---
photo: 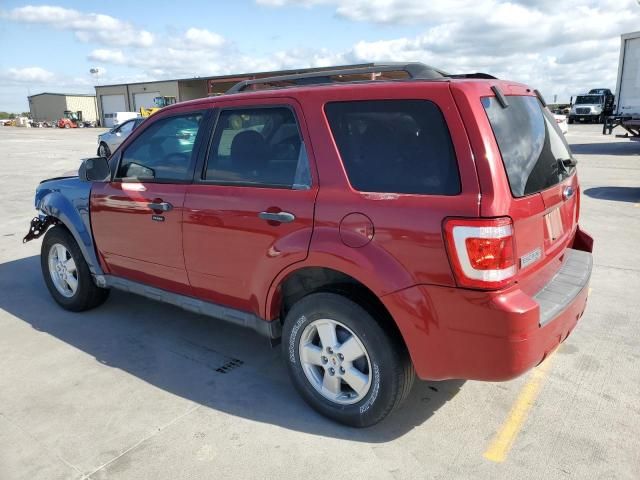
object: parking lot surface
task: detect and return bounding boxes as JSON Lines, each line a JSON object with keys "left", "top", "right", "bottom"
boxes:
{"left": 0, "top": 124, "right": 638, "bottom": 479}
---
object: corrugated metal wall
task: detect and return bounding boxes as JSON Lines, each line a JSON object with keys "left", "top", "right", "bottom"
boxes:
{"left": 28, "top": 94, "right": 97, "bottom": 122}
{"left": 65, "top": 96, "right": 98, "bottom": 122}
{"left": 28, "top": 95, "right": 67, "bottom": 122}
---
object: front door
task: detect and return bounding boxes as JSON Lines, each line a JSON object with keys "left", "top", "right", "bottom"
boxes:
{"left": 91, "top": 110, "right": 206, "bottom": 295}
{"left": 183, "top": 101, "right": 317, "bottom": 316}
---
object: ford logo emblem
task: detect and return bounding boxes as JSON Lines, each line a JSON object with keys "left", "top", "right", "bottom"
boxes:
{"left": 563, "top": 186, "right": 575, "bottom": 200}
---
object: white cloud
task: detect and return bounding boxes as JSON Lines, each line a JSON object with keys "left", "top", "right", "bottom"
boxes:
{"left": 88, "top": 49, "right": 126, "bottom": 64}
{"left": 252, "top": 0, "right": 639, "bottom": 101}
{"left": 85, "top": 27, "right": 230, "bottom": 80}
{"left": 2, "top": 67, "right": 55, "bottom": 83}
{"left": 2, "top": 5, "right": 153, "bottom": 47}
{"left": 183, "top": 28, "right": 225, "bottom": 48}
{"left": 2, "top": 1, "right": 638, "bottom": 108}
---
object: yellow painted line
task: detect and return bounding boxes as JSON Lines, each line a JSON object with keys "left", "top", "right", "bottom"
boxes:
{"left": 483, "top": 356, "right": 555, "bottom": 463}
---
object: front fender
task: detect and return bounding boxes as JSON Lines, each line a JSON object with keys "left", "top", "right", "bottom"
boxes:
{"left": 35, "top": 177, "right": 102, "bottom": 275}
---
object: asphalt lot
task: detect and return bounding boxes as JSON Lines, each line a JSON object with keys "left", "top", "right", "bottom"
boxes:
{"left": 0, "top": 124, "right": 638, "bottom": 479}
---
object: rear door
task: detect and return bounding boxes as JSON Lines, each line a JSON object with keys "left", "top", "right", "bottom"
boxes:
{"left": 182, "top": 98, "right": 317, "bottom": 315}
{"left": 107, "top": 119, "right": 136, "bottom": 151}
{"left": 91, "top": 110, "right": 206, "bottom": 295}
{"left": 481, "top": 90, "right": 579, "bottom": 291}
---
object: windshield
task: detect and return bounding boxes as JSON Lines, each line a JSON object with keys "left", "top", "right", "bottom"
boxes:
{"left": 482, "top": 95, "right": 575, "bottom": 197}
{"left": 575, "top": 95, "right": 603, "bottom": 105}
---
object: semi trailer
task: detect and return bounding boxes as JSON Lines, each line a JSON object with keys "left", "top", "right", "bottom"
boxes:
{"left": 604, "top": 31, "right": 640, "bottom": 138}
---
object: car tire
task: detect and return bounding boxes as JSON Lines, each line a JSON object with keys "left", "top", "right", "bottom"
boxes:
{"left": 41, "top": 225, "right": 109, "bottom": 312}
{"left": 98, "top": 142, "right": 110, "bottom": 158}
{"left": 282, "top": 292, "right": 414, "bottom": 427}
{"left": 568, "top": 117, "right": 574, "bottom": 124}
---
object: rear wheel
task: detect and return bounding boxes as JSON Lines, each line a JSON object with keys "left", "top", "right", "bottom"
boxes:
{"left": 283, "top": 292, "right": 414, "bottom": 427}
{"left": 41, "top": 226, "right": 109, "bottom": 311}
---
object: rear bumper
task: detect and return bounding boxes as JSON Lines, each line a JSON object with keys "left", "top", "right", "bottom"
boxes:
{"left": 383, "top": 227, "right": 594, "bottom": 381}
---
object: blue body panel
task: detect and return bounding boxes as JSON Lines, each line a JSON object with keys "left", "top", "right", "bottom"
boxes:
{"left": 35, "top": 176, "right": 103, "bottom": 275}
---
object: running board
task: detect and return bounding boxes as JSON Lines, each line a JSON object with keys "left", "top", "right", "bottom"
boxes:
{"left": 95, "top": 275, "right": 281, "bottom": 339}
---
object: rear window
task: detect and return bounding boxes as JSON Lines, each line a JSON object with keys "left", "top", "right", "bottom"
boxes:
{"left": 324, "top": 100, "right": 460, "bottom": 195}
{"left": 482, "top": 95, "right": 575, "bottom": 197}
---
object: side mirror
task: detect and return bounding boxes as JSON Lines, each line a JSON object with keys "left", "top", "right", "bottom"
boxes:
{"left": 79, "top": 157, "right": 111, "bottom": 182}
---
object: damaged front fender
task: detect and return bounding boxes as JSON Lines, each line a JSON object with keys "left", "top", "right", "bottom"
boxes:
{"left": 26, "top": 177, "right": 103, "bottom": 276}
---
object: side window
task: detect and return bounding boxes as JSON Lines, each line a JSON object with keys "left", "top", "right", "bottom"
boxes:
{"left": 205, "top": 107, "right": 310, "bottom": 189}
{"left": 119, "top": 121, "right": 135, "bottom": 134}
{"left": 324, "top": 100, "right": 460, "bottom": 195}
{"left": 118, "top": 113, "right": 203, "bottom": 181}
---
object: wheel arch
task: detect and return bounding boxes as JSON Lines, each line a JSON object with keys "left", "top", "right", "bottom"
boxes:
{"left": 36, "top": 184, "right": 103, "bottom": 276}
{"left": 267, "top": 265, "right": 408, "bottom": 351}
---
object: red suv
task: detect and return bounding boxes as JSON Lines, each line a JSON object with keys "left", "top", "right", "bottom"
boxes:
{"left": 26, "top": 63, "right": 593, "bottom": 427}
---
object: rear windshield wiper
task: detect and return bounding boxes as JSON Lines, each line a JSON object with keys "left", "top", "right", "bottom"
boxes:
{"left": 559, "top": 158, "right": 577, "bottom": 168}
{"left": 556, "top": 157, "right": 577, "bottom": 176}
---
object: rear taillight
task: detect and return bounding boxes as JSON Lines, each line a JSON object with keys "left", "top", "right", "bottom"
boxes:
{"left": 443, "top": 217, "right": 517, "bottom": 289}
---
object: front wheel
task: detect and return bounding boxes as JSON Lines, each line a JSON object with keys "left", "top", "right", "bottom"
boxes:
{"left": 282, "top": 292, "right": 414, "bottom": 427}
{"left": 41, "top": 225, "right": 109, "bottom": 311}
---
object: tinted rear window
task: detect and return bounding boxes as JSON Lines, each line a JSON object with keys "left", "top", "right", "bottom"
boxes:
{"left": 483, "top": 95, "right": 575, "bottom": 197}
{"left": 325, "top": 100, "right": 460, "bottom": 195}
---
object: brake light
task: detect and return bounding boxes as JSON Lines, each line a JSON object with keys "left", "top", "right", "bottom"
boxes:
{"left": 444, "top": 217, "right": 517, "bottom": 289}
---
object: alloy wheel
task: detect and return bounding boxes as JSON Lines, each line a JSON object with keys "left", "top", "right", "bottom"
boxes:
{"left": 47, "top": 243, "right": 78, "bottom": 298}
{"left": 298, "top": 318, "right": 372, "bottom": 405}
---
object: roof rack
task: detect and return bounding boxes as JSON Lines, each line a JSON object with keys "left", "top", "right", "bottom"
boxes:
{"left": 225, "top": 62, "right": 471, "bottom": 94}
{"left": 448, "top": 72, "right": 497, "bottom": 79}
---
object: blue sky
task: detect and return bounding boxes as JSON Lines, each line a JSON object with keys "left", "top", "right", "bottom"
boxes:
{"left": 0, "top": 0, "right": 638, "bottom": 112}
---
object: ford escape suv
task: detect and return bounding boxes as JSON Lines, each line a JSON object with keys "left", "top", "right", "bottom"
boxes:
{"left": 25, "top": 63, "right": 593, "bottom": 427}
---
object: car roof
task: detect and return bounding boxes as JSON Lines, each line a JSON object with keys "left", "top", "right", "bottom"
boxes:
{"left": 161, "top": 77, "right": 530, "bottom": 114}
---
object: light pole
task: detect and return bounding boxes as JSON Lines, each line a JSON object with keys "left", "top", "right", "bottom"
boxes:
{"left": 89, "top": 68, "right": 103, "bottom": 126}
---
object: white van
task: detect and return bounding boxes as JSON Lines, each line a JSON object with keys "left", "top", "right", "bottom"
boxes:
{"left": 104, "top": 112, "right": 139, "bottom": 128}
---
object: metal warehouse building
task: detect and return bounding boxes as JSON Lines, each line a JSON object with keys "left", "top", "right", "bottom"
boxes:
{"left": 28, "top": 93, "right": 98, "bottom": 123}
{"left": 94, "top": 64, "right": 375, "bottom": 127}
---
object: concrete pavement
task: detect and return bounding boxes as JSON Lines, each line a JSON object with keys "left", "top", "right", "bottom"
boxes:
{"left": 0, "top": 124, "right": 638, "bottom": 479}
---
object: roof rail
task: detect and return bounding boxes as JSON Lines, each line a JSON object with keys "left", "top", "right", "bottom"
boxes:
{"left": 226, "top": 62, "right": 451, "bottom": 94}
{"left": 448, "top": 72, "right": 497, "bottom": 79}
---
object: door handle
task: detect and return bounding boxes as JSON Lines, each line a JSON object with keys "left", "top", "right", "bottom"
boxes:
{"left": 258, "top": 211, "right": 295, "bottom": 223}
{"left": 148, "top": 201, "right": 173, "bottom": 212}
